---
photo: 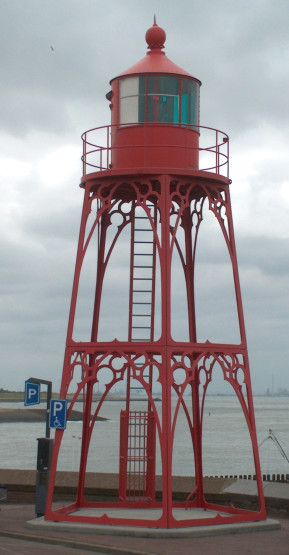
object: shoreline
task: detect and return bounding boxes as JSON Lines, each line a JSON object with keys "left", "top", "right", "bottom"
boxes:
{"left": 0, "top": 408, "right": 107, "bottom": 423}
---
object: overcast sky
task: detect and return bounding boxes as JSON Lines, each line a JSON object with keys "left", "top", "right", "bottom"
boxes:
{"left": 1, "top": 0, "right": 289, "bottom": 395}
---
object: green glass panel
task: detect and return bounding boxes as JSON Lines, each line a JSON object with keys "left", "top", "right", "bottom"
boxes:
{"left": 147, "top": 94, "right": 179, "bottom": 123}
{"left": 146, "top": 76, "right": 180, "bottom": 123}
{"left": 182, "top": 94, "right": 188, "bottom": 124}
{"left": 147, "top": 96, "right": 154, "bottom": 122}
{"left": 138, "top": 95, "right": 145, "bottom": 122}
{"left": 159, "top": 76, "right": 179, "bottom": 94}
{"left": 147, "top": 75, "right": 179, "bottom": 95}
{"left": 139, "top": 76, "right": 146, "bottom": 95}
{"left": 181, "top": 79, "right": 199, "bottom": 126}
{"left": 173, "top": 96, "right": 179, "bottom": 123}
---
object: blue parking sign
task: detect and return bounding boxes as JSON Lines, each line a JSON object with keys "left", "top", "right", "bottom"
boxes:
{"left": 24, "top": 381, "right": 40, "bottom": 406}
{"left": 49, "top": 399, "right": 67, "bottom": 429}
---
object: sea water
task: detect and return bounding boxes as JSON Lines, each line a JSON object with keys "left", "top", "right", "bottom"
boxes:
{"left": 1, "top": 396, "right": 289, "bottom": 477}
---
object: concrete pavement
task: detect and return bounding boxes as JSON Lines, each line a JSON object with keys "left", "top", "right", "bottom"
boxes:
{"left": 0, "top": 503, "right": 289, "bottom": 555}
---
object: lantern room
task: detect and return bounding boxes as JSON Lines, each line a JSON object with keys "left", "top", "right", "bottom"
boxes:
{"left": 107, "top": 19, "right": 201, "bottom": 170}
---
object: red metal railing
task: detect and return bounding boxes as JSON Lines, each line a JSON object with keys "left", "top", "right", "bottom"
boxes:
{"left": 81, "top": 123, "right": 229, "bottom": 177}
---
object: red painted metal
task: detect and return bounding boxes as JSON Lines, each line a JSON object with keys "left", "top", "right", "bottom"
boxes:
{"left": 81, "top": 124, "right": 229, "bottom": 175}
{"left": 119, "top": 410, "right": 156, "bottom": 501}
{"left": 114, "top": 23, "right": 193, "bottom": 79}
{"left": 45, "top": 20, "right": 266, "bottom": 528}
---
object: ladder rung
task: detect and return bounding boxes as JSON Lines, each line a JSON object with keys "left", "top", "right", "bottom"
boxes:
{"left": 135, "top": 228, "right": 153, "bottom": 231}
{"left": 132, "top": 302, "right": 152, "bottom": 305}
{"left": 134, "top": 241, "right": 153, "bottom": 244}
{"left": 133, "top": 277, "right": 153, "bottom": 281}
{"left": 133, "top": 290, "right": 152, "bottom": 292}
{"left": 133, "top": 265, "right": 153, "bottom": 268}
{"left": 132, "top": 326, "right": 151, "bottom": 329}
{"left": 134, "top": 253, "right": 154, "bottom": 256}
{"left": 132, "top": 314, "right": 150, "bottom": 317}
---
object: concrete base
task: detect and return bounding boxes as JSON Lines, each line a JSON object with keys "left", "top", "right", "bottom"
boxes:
{"left": 27, "top": 508, "right": 280, "bottom": 538}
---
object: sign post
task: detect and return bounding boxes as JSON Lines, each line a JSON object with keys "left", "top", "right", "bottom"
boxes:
{"left": 25, "top": 378, "right": 52, "bottom": 438}
{"left": 24, "top": 377, "right": 54, "bottom": 517}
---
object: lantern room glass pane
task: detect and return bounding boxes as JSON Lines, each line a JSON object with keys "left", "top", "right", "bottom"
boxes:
{"left": 138, "top": 76, "right": 146, "bottom": 122}
{"left": 120, "top": 76, "right": 139, "bottom": 97}
{"left": 119, "top": 75, "right": 199, "bottom": 126}
{"left": 181, "top": 79, "right": 199, "bottom": 126}
{"left": 120, "top": 96, "right": 139, "bottom": 124}
{"left": 139, "top": 76, "right": 146, "bottom": 94}
{"left": 148, "top": 75, "right": 180, "bottom": 95}
{"left": 119, "top": 77, "right": 139, "bottom": 124}
{"left": 147, "top": 76, "right": 180, "bottom": 123}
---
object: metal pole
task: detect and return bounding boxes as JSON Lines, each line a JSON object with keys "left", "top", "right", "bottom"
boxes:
{"left": 28, "top": 377, "right": 52, "bottom": 438}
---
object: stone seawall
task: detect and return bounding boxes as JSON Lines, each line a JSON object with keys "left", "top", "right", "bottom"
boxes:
{"left": 0, "top": 470, "right": 234, "bottom": 504}
{"left": 1, "top": 469, "right": 289, "bottom": 516}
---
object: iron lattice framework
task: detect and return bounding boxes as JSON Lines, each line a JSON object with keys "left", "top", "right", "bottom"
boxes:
{"left": 45, "top": 171, "right": 266, "bottom": 527}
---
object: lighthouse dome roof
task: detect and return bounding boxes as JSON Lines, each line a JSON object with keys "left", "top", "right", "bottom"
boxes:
{"left": 110, "top": 19, "right": 201, "bottom": 85}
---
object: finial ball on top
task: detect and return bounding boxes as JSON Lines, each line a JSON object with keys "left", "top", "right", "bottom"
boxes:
{"left": 145, "top": 18, "right": 166, "bottom": 50}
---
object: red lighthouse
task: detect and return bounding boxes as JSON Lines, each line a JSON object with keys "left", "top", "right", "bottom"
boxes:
{"left": 45, "top": 20, "right": 266, "bottom": 528}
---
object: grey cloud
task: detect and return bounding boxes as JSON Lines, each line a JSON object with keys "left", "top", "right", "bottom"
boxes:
{"left": 237, "top": 236, "right": 289, "bottom": 277}
{"left": 1, "top": 0, "right": 289, "bottom": 394}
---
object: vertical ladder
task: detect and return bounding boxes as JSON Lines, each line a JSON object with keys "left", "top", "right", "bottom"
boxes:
{"left": 127, "top": 201, "right": 157, "bottom": 399}
{"left": 129, "top": 202, "right": 156, "bottom": 345}
{"left": 119, "top": 201, "right": 157, "bottom": 502}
